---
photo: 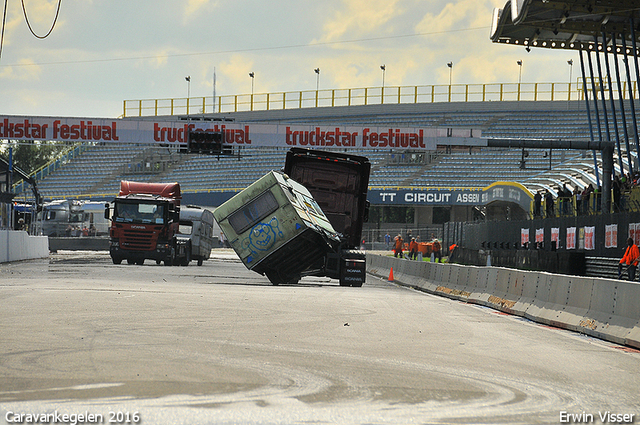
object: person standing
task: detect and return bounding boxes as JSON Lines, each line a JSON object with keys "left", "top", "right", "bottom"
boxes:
{"left": 545, "top": 190, "right": 555, "bottom": 218}
{"left": 533, "top": 191, "right": 542, "bottom": 217}
{"left": 393, "top": 235, "right": 404, "bottom": 258}
{"left": 409, "top": 237, "right": 418, "bottom": 260}
{"left": 384, "top": 232, "right": 391, "bottom": 249}
{"left": 431, "top": 234, "right": 442, "bottom": 263}
{"left": 618, "top": 237, "right": 640, "bottom": 281}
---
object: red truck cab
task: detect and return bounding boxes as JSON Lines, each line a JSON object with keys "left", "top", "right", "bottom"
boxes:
{"left": 106, "top": 181, "right": 181, "bottom": 265}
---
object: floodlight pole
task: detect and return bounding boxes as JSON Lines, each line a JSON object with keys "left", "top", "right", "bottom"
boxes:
{"left": 579, "top": 47, "right": 601, "bottom": 188}
{"left": 612, "top": 31, "right": 632, "bottom": 173}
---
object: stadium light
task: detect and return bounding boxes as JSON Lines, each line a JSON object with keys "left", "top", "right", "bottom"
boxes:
{"left": 567, "top": 59, "right": 574, "bottom": 100}
{"left": 517, "top": 60, "right": 523, "bottom": 84}
{"left": 249, "top": 72, "right": 255, "bottom": 95}
{"left": 447, "top": 62, "right": 453, "bottom": 86}
{"left": 380, "top": 64, "right": 386, "bottom": 88}
{"left": 249, "top": 72, "right": 255, "bottom": 110}
{"left": 185, "top": 76, "right": 191, "bottom": 115}
{"left": 314, "top": 68, "right": 320, "bottom": 91}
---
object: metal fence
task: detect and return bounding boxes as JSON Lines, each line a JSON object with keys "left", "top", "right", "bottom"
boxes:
{"left": 122, "top": 80, "right": 639, "bottom": 117}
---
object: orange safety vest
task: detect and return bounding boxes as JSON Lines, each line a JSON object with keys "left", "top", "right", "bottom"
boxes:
{"left": 620, "top": 244, "right": 640, "bottom": 266}
{"left": 432, "top": 240, "right": 441, "bottom": 252}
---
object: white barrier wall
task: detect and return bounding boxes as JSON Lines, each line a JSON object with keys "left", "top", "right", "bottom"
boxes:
{"left": 0, "top": 230, "right": 49, "bottom": 263}
{"left": 367, "top": 254, "right": 640, "bottom": 349}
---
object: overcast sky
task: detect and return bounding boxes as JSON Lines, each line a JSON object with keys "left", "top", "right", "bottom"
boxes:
{"left": 0, "top": 0, "right": 578, "bottom": 118}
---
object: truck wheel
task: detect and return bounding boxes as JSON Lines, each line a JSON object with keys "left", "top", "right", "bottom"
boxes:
{"left": 182, "top": 249, "right": 191, "bottom": 266}
{"left": 137, "top": 259, "right": 145, "bottom": 265}
{"left": 127, "top": 259, "right": 135, "bottom": 265}
{"left": 164, "top": 247, "right": 175, "bottom": 266}
{"left": 112, "top": 257, "right": 122, "bottom": 265}
{"left": 156, "top": 260, "right": 161, "bottom": 265}
{"left": 351, "top": 281, "right": 363, "bottom": 287}
{"left": 197, "top": 259, "right": 203, "bottom": 266}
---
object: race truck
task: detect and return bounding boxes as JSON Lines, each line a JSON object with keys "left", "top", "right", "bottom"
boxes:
{"left": 105, "top": 181, "right": 181, "bottom": 265}
{"left": 283, "top": 148, "right": 371, "bottom": 286}
{"left": 213, "top": 148, "right": 370, "bottom": 286}
{"left": 174, "top": 205, "right": 215, "bottom": 266}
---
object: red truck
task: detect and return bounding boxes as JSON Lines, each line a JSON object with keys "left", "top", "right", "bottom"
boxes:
{"left": 106, "top": 181, "right": 181, "bottom": 265}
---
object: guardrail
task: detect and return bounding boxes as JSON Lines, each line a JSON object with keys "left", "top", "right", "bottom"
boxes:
{"left": 367, "top": 253, "right": 640, "bottom": 348}
{"left": 123, "top": 80, "right": 639, "bottom": 117}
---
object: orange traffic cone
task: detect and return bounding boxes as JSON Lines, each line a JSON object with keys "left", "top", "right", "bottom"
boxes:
{"left": 388, "top": 267, "right": 394, "bottom": 282}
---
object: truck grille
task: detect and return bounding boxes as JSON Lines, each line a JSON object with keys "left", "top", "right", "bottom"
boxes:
{"left": 121, "top": 229, "right": 155, "bottom": 250}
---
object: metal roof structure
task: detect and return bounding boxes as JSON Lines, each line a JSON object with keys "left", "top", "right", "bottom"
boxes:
{"left": 491, "top": 0, "right": 640, "bottom": 52}
{"left": 489, "top": 0, "right": 640, "bottom": 213}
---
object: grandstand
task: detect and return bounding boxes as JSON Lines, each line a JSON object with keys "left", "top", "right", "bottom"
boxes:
{"left": 22, "top": 99, "right": 631, "bottom": 203}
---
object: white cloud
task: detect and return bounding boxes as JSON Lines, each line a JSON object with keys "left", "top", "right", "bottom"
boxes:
{"left": 183, "top": 0, "right": 217, "bottom": 22}
{"left": 319, "top": 0, "right": 404, "bottom": 42}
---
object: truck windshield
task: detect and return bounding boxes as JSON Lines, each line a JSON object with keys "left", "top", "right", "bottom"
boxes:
{"left": 114, "top": 202, "right": 165, "bottom": 224}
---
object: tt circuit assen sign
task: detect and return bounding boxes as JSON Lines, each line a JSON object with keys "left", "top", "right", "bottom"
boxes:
{"left": 0, "top": 116, "right": 484, "bottom": 151}
{"left": 370, "top": 183, "right": 533, "bottom": 209}
{"left": 370, "top": 188, "right": 484, "bottom": 206}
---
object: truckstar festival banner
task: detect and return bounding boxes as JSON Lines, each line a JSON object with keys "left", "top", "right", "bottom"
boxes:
{"left": 0, "top": 115, "right": 483, "bottom": 151}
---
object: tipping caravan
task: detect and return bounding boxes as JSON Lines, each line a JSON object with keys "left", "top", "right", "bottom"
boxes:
{"left": 213, "top": 171, "right": 341, "bottom": 285}
{"left": 175, "top": 206, "right": 215, "bottom": 266}
{"left": 283, "top": 148, "right": 371, "bottom": 287}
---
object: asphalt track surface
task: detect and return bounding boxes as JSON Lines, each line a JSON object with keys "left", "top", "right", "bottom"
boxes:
{"left": 0, "top": 250, "right": 639, "bottom": 425}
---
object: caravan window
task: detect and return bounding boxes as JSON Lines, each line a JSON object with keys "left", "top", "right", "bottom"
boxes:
{"left": 228, "top": 190, "right": 279, "bottom": 234}
{"left": 179, "top": 222, "right": 193, "bottom": 235}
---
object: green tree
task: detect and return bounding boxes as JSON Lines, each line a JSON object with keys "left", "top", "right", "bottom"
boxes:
{"left": 2, "top": 141, "right": 66, "bottom": 175}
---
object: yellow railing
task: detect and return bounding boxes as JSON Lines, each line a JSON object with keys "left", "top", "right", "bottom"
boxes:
{"left": 123, "top": 81, "right": 639, "bottom": 118}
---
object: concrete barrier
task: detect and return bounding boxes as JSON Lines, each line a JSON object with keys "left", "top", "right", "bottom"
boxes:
{"left": 581, "top": 277, "right": 617, "bottom": 342}
{"left": 486, "top": 268, "right": 518, "bottom": 313}
{"left": 523, "top": 272, "right": 552, "bottom": 322}
{"left": 555, "top": 276, "right": 594, "bottom": 332}
{"left": 615, "top": 281, "right": 640, "bottom": 348}
{"left": 0, "top": 230, "right": 49, "bottom": 263}
{"left": 366, "top": 253, "right": 640, "bottom": 349}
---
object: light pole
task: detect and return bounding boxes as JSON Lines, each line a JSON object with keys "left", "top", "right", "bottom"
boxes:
{"left": 516, "top": 60, "right": 523, "bottom": 84}
{"left": 314, "top": 68, "right": 320, "bottom": 107}
{"left": 447, "top": 62, "right": 453, "bottom": 102}
{"left": 380, "top": 64, "right": 386, "bottom": 104}
{"left": 567, "top": 59, "right": 573, "bottom": 101}
{"left": 185, "top": 76, "right": 191, "bottom": 114}
{"left": 249, "top": 72, "right": 255, "bottom": 110}
{"left": 516, "top": 60, "right": 523, "bottom": 101}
